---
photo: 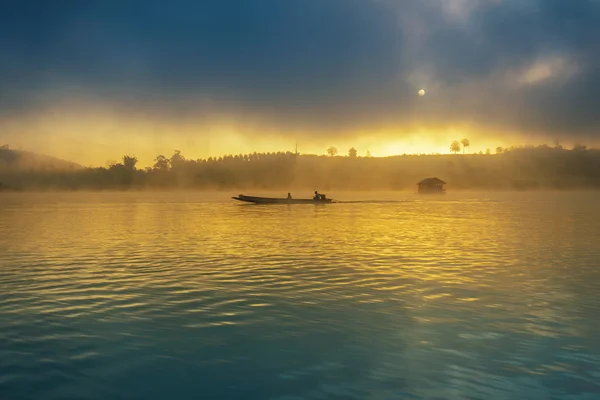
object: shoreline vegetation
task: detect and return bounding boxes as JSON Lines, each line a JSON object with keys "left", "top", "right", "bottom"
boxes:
{"left": 1, "top": 144, "right": 600, "bottom": 192}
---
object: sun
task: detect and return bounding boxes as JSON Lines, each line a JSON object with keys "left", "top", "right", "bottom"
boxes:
{"left": 418, "top": 89, "right": 426, "bottom": 96}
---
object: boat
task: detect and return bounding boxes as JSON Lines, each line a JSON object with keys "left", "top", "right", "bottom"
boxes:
{"left": 232, "top": 194, "right": 333, "bottom": 204}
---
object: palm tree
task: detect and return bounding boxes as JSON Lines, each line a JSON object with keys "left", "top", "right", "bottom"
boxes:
{"left": 450, "top": 140, "right": 461, "bottom": 154}
{"left": 460, "top": 138, "right": 470, "bottom": 154}
{"left": 122, "top": 155, "right": 138, "bottom": 170}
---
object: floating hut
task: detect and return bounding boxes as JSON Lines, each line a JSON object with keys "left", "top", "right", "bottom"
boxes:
{"left": 417, "top": 177, "right": 446, "bottom": 194}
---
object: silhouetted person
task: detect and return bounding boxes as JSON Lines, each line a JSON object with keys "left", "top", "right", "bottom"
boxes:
{"left": 287, "top": 192, "right": 292, "bottom": 199}
{"left": 314, "top": 190, "right": 320, "bottom": 200}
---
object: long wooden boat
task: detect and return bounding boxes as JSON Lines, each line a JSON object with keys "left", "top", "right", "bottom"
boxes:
{"left": 232, "top": 194, "right": 333, "bottom": 204}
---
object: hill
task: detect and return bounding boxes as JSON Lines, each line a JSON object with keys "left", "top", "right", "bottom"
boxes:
{"left": 0, "top": 145, "right": 82, "bottom": 171}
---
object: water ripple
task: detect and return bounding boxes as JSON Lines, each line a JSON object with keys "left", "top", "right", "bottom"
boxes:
{"left": 1, "top": 191, "right": 600, "bottom": 399}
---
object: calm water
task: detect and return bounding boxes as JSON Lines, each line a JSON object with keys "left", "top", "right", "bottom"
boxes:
{"left": 1, "top": 191, "right": 600, "bottom": 400}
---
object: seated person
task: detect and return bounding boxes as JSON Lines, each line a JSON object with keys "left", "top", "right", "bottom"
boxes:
{"left": 287, "top": 192, "right": 292, "bottom": 199}
{"left": 313, "top": 191, "right": 327, "bottom": 200}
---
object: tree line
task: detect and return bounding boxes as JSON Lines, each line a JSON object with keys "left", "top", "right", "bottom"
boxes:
{"left": 1, "top": 144, "right": 600, "bottom": 191}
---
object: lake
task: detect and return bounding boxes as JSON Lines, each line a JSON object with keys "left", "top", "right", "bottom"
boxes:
{"left": 1, "top": 191, "right": 600, "bottom": 399}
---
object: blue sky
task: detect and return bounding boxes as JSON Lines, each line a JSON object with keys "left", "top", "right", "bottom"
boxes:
{"left": 1, "top": 0, "right": 599, "bottom": 163}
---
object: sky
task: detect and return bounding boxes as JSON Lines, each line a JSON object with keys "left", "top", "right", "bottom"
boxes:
{"left": 1, "top": 0, "right": 600, "bottom": 166}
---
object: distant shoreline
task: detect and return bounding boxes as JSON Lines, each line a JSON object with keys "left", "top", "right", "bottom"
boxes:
{"left": 2, "top": 146, "right": 600, "bottom": 192}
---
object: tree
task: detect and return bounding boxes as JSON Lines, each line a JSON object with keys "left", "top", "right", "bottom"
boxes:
{"left": 460, "top": 138, "right": 470, "bottom": 154}
{"left": 153, "top": 155, "right": 170, "bottom": 170}
{"left": 122, "top": 155, "right": 138, "bottom": 170}
{"left": 450, "top": 140, "right": 461, "bottom": 154}
{"left": 348, "top": 147, "right": 357, "bottom": 157}
{"left": 485, "top": 148, "right": 491, "bottom": 155}
{"left": 495, "top": 146, "right": 504, "bottom": 154}
{"left": 366, "top": 150, "right": 372, "bottom": 158}
{"left": 0, "top": 146, "right": 19, "bottom": 165}
{"left": 170, "top": 150, "right": 185, "bottom": 169}
{"left": 553, "top": 140, "right": 563, "bottom": 150}
{"left": 327, "top": 147, "right": 338, "bottom": 157}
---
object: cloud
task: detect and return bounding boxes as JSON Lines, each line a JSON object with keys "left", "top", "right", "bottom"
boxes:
{"left": 1, "top": 0, "right": 600, "bottom": 150}
{"left": 514, "top": 56, "right": 578, "bottom": 86}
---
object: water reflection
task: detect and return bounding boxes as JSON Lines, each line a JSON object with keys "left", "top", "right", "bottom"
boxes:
{"left": 1, "top": 191, "right": 599, "bottom": 399}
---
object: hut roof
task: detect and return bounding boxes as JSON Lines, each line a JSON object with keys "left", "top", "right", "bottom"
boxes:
{"left": 417, "top": 177, "right": 446, "bottom": 185}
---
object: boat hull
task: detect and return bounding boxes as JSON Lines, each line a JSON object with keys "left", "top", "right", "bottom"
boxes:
{"left": 232, "top": 194, "right": 333, "bottom": 204}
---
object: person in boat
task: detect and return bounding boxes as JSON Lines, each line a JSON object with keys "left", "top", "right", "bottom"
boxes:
{"left": 313, "top": 191, "right": 327, "bottom": 201}
{"left": 287, "top": 192, "right": 292, "bottom": 199}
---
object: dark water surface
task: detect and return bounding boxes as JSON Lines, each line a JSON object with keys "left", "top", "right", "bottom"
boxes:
{"left": 1, "top": 191, "right": 600, "bottom": 399}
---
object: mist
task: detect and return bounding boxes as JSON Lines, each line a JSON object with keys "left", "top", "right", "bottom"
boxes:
{"left": 2, "top": 144, "right": 600, "bottom": 193}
